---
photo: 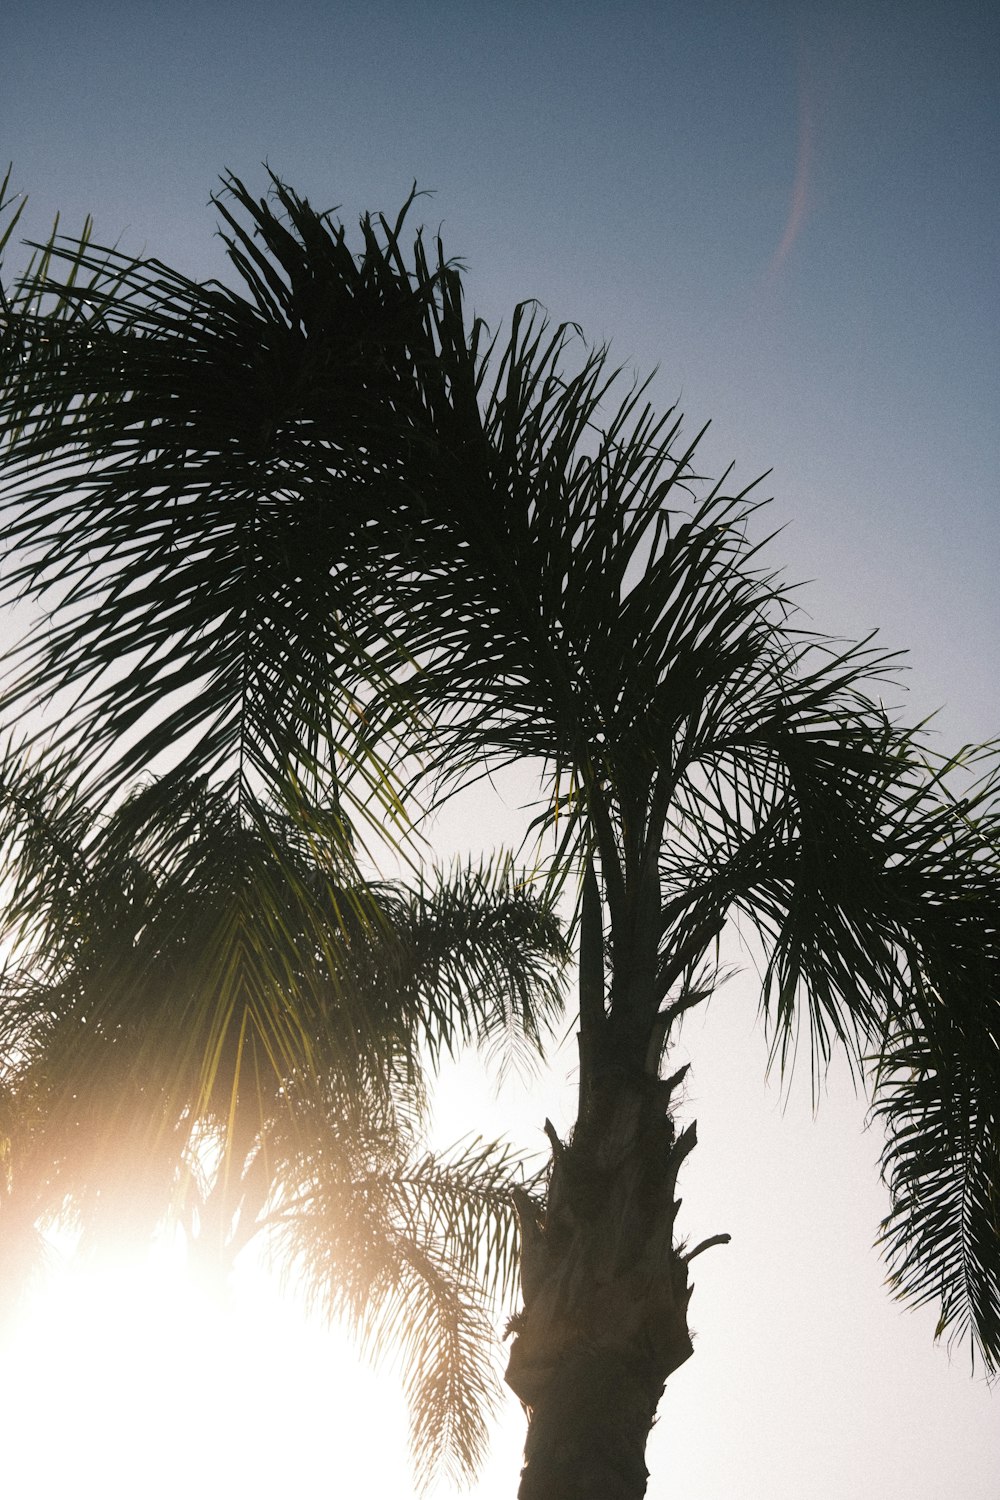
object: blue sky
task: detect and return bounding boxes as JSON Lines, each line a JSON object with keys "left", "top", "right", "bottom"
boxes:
{"left": 2, "top": 2, "right": 998, "bottom": 1497}
{"left": 6, "top": 1, "right": 996, "bottom": 747}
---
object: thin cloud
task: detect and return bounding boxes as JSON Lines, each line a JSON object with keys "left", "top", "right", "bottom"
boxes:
{"left": 768, "top": 47, "right": 814, "bottom": 277}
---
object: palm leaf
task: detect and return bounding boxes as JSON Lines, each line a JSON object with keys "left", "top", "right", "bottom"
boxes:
{"left": 876, "top": 992, "right": 1000, "bottom": 1374}
{"left": 0, "top": 173, "right": 472, "bottom": 842}
{"left": 269, "top": 1127, "right": 543, "bottom": 1488}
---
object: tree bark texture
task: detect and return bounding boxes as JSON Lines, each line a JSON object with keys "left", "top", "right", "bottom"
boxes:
{"left": 506, "top": 1070, "right": 714, "bottom": 1500}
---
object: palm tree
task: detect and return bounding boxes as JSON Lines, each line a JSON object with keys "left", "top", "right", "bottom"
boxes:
{"left": 1, "top": 169, "right": 997, "bottom": 1497}
{"left": 0, "top": 750, "right": 567, "bottom": 1484}
{"left": 389, "top": 307, "right": 1000, "bottom": 1496}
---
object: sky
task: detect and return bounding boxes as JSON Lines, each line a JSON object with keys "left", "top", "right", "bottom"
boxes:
{"left": 1, "top": 2, "right": 998, "bottom": 1497}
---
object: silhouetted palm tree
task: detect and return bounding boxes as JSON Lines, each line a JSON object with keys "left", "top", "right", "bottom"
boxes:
{"left": 1, "top": 168, "right": 996, "bottom": 1498}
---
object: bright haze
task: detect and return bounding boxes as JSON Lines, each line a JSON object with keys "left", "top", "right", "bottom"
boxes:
{"left": 2, "top": 3, "right": 997, "bottom": 1498}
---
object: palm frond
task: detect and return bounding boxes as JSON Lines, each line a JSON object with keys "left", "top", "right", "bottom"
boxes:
{"left": 0, "top": 753, "right": 566, "bottom": 1200}
{"left": 0, "top": 172, "right": 474, "bottom": 841}
{"left": 371, "top": 858, "right": 569, "bottom": 1078}
{"left": 876, "top": 993, "right": 1000, "bottom": 1374}
{"left": 871, "top": 755, "right": 1000, "bottom": 1372}
{"left": 269, "top": 1125, "right": 539, "bottom": 1489}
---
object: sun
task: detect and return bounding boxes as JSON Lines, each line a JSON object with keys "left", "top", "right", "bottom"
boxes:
{"left": 1, "top": 1244, "right": 414, "bottom": 1500}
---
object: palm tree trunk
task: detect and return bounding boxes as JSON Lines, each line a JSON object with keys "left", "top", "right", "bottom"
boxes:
{"left": 506, "top": 1073, "right": 711, "bottom": 1500}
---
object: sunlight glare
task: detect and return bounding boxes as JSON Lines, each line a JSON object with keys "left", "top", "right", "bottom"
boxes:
{"left": 2, "top": 1247, "right": 413, "bottom": 1500}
